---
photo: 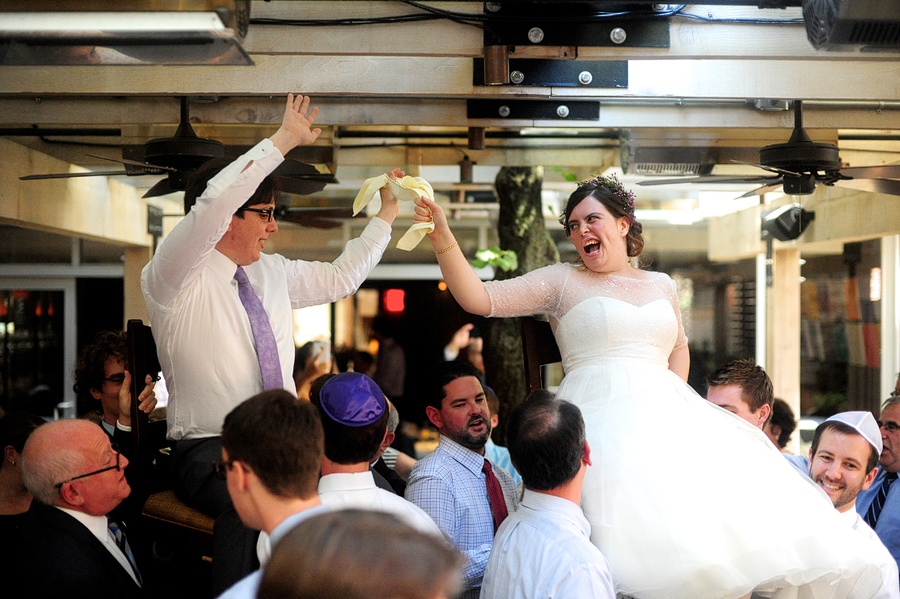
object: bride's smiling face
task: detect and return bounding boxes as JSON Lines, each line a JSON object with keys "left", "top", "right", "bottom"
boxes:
{"left": 566, "top": 197, "right": 629, "bottom": 273}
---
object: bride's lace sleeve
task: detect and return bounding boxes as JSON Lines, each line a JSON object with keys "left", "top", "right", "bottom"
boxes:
{"left": 484, "top": 263, "right": 569, "bottom": 318}
{"left": 664, "top": 274, "right": 688, "bottom": 349}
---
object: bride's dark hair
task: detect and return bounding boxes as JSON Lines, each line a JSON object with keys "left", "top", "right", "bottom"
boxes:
{"left": 560, "top": 174, "right": 644, "bottom": 258}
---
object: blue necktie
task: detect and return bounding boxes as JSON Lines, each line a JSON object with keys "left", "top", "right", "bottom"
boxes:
{"left": 108, "top": 520, "right": 142, "bottom": 587}
{"left": 234, "top": 266, "right": 283, "bottom": 390}
{"left": 865, "top": 471, "right": 898, "bottom": 529}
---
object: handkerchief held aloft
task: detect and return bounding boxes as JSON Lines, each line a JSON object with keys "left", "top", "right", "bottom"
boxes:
{"left": 353, "top": 174, "right": 435, "bottom": 251}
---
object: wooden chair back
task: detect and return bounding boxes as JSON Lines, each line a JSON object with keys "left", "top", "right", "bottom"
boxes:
{"left": 519, "top": 316, "right": 561, "bottom": 394}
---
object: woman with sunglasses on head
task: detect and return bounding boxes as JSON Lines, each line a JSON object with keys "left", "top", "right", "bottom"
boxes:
{"left": 413, "top": 176, "right": 886, "bottom": 599}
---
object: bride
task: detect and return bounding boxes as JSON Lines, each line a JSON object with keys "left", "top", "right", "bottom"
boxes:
{"left": 413, "top": 174, "right": 886, "bottom": 599}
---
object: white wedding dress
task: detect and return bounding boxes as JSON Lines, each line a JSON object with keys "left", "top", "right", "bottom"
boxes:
{"left": 485, "top": 263, "right": 886, "bottom": 599}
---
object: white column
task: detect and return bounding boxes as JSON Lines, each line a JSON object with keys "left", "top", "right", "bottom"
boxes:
{"left": 882, "top": 235, "right": 900, "bottom": 400}
{"left": 756, "top": 252, "right": 767, "bottom": 368}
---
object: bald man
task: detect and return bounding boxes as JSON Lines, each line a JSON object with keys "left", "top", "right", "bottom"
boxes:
{"left": 18, "top": 419, "right": 144, "bottom": 599}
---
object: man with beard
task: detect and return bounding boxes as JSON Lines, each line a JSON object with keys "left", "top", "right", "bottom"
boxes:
{"left": 405, "top": 362, "right": 518, "bottom": 599}
{"left": 807, "top": 412, "right": 899, "bottom": 598}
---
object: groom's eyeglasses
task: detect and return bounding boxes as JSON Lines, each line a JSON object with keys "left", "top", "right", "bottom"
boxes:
{"left": 243, "top": 208, "right": 275, "bottom": 223}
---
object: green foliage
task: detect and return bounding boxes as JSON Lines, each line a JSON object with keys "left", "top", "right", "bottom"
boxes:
{"left": 471, "top": 247, "right": 518, "bottom": 272}
{"left": 548, "top": 166, "right": 578, "bottom": 182}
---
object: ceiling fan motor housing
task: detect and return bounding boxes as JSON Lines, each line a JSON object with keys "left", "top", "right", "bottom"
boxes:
{"left": 143, "top": 136, "right": 226, "bottom": 171}
{"left": 759, "top": 140, "right": 841, "bottom": 174}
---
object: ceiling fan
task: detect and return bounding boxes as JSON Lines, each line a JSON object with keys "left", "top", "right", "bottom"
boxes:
{"left": 637, "top": 100, "right": 900, "bottom": 199}
{"left": 19, "top": 96, "right": 337, "bottom": 199}
{"left": 275, "top": 201, "right": 362, "bottom": 230}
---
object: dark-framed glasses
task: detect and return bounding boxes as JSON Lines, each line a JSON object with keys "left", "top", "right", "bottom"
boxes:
{"left": 212, "top": 459, "right": 235, "bottom": 480}
{"left": 55, "top": 443, "right": 121, "bottom": 489}
{"left": 103, "top": 373, "right": 126, "bottom": 385}
{"left": 878, "top": 420, "right": 900, "bottom": 433}
{"left": 243, "top": 208, "right": 275, "bottom": 223}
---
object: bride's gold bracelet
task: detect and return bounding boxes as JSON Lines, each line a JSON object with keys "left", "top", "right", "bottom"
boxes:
{"left": 435, "top": 241, "right": 458, "bottom": 254}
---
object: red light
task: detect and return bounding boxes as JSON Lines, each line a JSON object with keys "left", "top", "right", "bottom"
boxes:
{"left": 384, "top": 289, "right": 405, "bottom": 313}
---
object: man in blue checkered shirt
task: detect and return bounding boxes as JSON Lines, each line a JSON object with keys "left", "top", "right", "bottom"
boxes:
{"left": 405, "top": 362, "right": 518, "bottom": 599}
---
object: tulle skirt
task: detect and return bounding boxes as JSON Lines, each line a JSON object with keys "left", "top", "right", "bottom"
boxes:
{"left": 558, "top": 358, "right": 886, "bottom": 599}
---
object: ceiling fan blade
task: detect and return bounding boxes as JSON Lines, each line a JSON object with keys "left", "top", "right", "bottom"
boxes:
{"left": 20, "top": 170, "right": 130, "bottom": 180}
{"left": 730, "top": 160, "right": 802, "bottom": 177}
{"left": 837, "top": 164, "right": 900, "bottom": 179}
{"left": 142, "top": 178, "right": 176, "bottom": 198}
{"left": 281, "top": 207, "right": 354, "bottom": 219}
{"left": 833, "top": 178, "right": 900, "bottom": 197}
{"left": 278, "top": 214, "right": 344, "bottom": 229}
{"left": 272, "top": 160, "right": 337, "bottom": 194}
{"left": 735, "top": 181, "right": 784, "bottom": 199}
{"left": 275, "top": 177, "right": 330, "bottom": 196}
{"left": 84, "top": 153, "right": 178, "bottom": 173}
{"left": 638, "top": 175, "right": 780, "bottom": 186}
{"left": 272, "top": 159, "right": 324, "bottom": 177}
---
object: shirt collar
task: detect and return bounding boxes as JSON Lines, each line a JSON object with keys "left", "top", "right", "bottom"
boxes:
{"left": 56, "top": 506, "right": 110, "bottom": 539}
{"left": 839, "top": 507, "right": 860, "bottom": 527}
{"left": 438, "top": 434, "right": 488, "bottom": 476}
{"left": 208, "top": 249, "right": 240, "bottom": 281}
{"left": 520, "top": 489, "right": 591, "bottom": 538}
{"left": 269, "top": 504, "right": 330, "bottom": 547}
{"left": 318, "top": 471, "right": 377, "bottom": 493}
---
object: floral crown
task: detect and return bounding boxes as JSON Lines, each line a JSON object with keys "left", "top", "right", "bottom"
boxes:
{"left": 558, "top": 173, "right": 636, "bottom": 226}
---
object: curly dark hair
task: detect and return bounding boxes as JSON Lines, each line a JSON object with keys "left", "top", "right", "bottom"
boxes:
{"left": 561, "top": 175, "right": 644, "bottom": 258}
{"left": 73, "top": 330, "right": 126, "bottom": 414}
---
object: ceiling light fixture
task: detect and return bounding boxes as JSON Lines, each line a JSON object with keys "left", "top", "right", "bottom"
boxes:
{"left": 0, "top": 3, "right": 252, "bottom": 66}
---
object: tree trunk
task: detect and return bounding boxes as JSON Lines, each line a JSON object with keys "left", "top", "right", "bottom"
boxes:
{"left": 484, "top": 166, "right": 560, "bottom": 444}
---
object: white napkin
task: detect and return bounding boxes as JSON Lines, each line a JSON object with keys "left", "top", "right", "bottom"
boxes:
{"left": 353, "top": 174, "right": 435, "bottom": 251}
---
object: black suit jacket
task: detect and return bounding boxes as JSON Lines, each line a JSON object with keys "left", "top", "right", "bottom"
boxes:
{"left": 18, "top": 502, "right": 145, "bottom": 599}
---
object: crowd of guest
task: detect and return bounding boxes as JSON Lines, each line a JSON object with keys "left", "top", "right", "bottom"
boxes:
{"left": 4, "top": 335, "right": 900, "bottom": 599}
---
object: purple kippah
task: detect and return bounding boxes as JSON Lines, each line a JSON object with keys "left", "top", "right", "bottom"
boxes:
{"left": 319, "top": 373, "right": 385, "bottom": 427}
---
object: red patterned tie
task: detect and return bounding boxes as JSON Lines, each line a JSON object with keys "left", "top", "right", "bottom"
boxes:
{"left": 482, "top": 459, "right": 509, "bottom": 533}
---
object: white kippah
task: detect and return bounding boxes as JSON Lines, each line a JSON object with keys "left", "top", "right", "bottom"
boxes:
{"left": 825, "top": 411, "right": 883, "bottom": 455}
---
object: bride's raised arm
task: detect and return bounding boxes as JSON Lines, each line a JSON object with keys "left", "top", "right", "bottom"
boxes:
{"left": 414, "top": 196, "right": 492, "bottom": 316}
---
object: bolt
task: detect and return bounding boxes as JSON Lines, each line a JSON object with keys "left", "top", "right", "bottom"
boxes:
{"left": 485, "top": 2, "right": 502, "bottom": 12}
{"left": 557, "top": 105, "right": 570, "bottom": 118}
{"left": 578, "top": 71, "right": 593, "bottom": 85}
{"left": 510, "top": 70, "right": 525, "bottom": 85}
{"left": 498, "top": 105, "right": 511, "bottom": 117}
{"left": 610, "top": 27, "right": 627, "bottom": 44}
{"left": 34, "top": 97, "right": 42, "bottom": 104}
{"left": 527, "top": 27, "right": 544, "bottom": 44}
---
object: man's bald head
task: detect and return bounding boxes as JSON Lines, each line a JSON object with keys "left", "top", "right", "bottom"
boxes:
{"left": 21, "top": 419, "right": 130, "bottom": 516}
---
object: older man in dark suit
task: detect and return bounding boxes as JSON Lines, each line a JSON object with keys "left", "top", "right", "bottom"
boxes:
{"left": 18, "top": 419, "right": 144, "bottom": 599}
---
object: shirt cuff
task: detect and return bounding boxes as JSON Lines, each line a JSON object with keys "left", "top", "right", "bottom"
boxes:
{"left": 115, "top": 421, "right": 133, "bottom": 433}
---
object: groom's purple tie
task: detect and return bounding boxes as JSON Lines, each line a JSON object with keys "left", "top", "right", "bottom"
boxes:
{"left": 234, "top": 266, "right": 283, "bottom": 390}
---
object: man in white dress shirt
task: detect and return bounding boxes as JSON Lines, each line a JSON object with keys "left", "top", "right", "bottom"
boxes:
{"left": 480, "top": 394, "right": 615, "bottom": 599}
{"left": 309, "top": 372, "right": 441, "bottom": 537}
{"left": 807, "top": 412, "right": 900, "bottom": 599}
{"left": 141, "top": 95, "right": 401, "bottom": 592}
{"left": 215, "top": 389, "right": 329, "bottom": 599}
